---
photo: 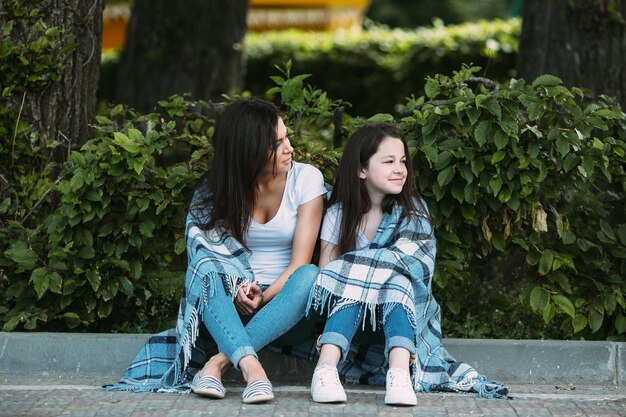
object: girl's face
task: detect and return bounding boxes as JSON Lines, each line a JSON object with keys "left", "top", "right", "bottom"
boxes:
{"left": 360, "top": 136, "right": 407, "bottom": 200}
{"left": 264, "top": 117, "right": 293, "bottom": 176}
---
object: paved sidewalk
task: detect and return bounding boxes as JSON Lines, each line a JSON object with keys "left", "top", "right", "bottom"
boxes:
{"left": 1, "top": 332, "right": 625, "bottom": 416}
{"left": 0, "top": 380, "right": 625, "bottom": 417}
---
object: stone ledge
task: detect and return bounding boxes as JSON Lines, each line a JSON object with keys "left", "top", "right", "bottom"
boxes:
{"left": 1, "top": 332, "right": 623, "bottom": 385}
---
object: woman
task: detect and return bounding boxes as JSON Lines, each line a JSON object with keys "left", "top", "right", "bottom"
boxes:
{"left": 105, "top": 98, "right": 326, "bottom": 404}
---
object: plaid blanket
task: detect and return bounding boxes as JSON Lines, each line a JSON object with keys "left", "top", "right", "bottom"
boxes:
{"left": 306, "top": 201, "right": 509, "bottom": 399}
{"left": 103, "top": 185, "right": 253, "bottom": 392}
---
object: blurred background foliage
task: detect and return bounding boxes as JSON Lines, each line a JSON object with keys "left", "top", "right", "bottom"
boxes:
{"left": 366, "top": 0, "right": 519, "bottom": 27}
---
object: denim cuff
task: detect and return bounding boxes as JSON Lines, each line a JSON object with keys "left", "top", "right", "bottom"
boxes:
{"left": 385, "top": 336, "right": 416, "bottom": 361}
{"left": 318, "top": 331, "right": 351, "bottom": 362}
{"left": 229, "top": 346, "right": 257, "bottom": 371}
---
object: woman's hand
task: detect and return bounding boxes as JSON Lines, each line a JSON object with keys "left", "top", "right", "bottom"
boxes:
{"left": 234, "top": 282, "right": 263, "bottom": 316}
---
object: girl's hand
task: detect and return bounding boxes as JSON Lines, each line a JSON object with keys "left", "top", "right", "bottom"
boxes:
{"left": 234, "top": 282, "right": 263, "bottom": 316}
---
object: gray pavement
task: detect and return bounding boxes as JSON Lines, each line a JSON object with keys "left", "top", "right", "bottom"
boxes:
{"left": 1, "top": 332, "right": 625, "bottom": 416}
{"left": 0, "top": 380, "right": 625, "bottom": 417}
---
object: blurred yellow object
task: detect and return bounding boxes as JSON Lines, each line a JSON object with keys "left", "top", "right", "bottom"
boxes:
{"left": 102, "top": 0, "right": 371, "bottom": 51}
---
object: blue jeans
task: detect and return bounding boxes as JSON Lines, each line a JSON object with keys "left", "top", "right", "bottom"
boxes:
{"left": 201, "top": 264, "right": 319, "bottom": 370}
{"left": 319, "top": 303, "right": 415, "bottom": 362}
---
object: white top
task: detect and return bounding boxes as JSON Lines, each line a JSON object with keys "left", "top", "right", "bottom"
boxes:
{"left": 320, "top": 204, "right": 371, "bottom": 251}
{"left": 246, "top": 162, "right": 326, "bottom": 285}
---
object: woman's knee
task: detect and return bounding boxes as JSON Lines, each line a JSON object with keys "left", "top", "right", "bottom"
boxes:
{"left": 292, "top": 264, "right": 319, "bottom": 285}
{"left": 280, "top": 264, "right": 318, "bottom": 300}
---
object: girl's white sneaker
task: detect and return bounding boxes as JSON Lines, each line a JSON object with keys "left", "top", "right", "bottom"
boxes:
{"left": 384, "top": 368, "right": 417, "bottom": 406}
{"left": 310, "top": 364, "right": 347, "bottom": 403}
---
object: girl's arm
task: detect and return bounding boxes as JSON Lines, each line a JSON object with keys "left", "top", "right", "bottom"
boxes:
{"left": 318, "top": 239, "right": 341, "bottom": 269}
{"left": 256, "top": 195, "right": 324, "bottom": 306}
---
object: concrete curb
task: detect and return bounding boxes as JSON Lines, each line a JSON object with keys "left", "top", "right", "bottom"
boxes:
{"left": 0, "top": 332, "right": 624, "bottom": 385}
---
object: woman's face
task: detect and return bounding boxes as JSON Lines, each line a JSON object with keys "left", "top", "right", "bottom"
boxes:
{"left": 265, "top": 117, "right": 293, "bottom": 176}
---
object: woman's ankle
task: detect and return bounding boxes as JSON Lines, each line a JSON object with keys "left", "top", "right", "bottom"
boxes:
{"left": 239, "top": 355, "right": 268, "bottom": 383}
{"left": 199, "top": 352, "right": 232, "bottom": 379}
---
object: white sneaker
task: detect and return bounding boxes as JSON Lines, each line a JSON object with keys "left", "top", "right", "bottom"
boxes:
{"left": 310, "top": 364, "right": 347, "bottom": 403}
{"left": 384, "top": 368, "right": 417, "bottom": 406}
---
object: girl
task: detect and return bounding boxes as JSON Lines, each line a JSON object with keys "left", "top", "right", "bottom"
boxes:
{"left": 105, "top": 98, "right": 326, "bottom": 404}
{"left": 307, "top": 122, "right": 508, "bottom": 404}
{"left": 309, "top": 122, "right": 427, "bottom": 405}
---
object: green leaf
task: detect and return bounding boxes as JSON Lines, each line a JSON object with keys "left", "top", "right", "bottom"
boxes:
{"left": 588, "top": 309, "right": 603, "bottom": 333}
{"left": 132, "top": 160, "right": 145, "bottom": 175}
{"left": 599, "top": 220, "right": 616, "bottom": 241}
{"left": 532, "top": 74, "right": 563, "bottom": 88}
{"left": 139, "top": 219, "right": 155, "bottom": 237}
{"left": 86, "top": 270, "right": 101, "bottom": 292}
{"left": 494, "top": 130, "right": 508, "bottom": 150}
{"left": 113, "top": 132, "right": 140, "bottom": 154}
{"left": 62, "top": 312, "right": 81, "bottom": 329}
{"left": 79, "top": 246, "right": 95, "bottom": 259}
{"left": 48, "top": 272, "right": 62, "bottom": 294}
{"left": 98, "top": 301, "right": 114, "bottom": 318}
{"left": 615, "top": 314, "right": 626, "bottom": 334}
{"left": 84, "top": 190, "right": 101, "bottom": 202}
{"left": 136, "top": 198, "right": 149, "bottom": 212}
{"left": 553, "top": 294, "right": 575, "bottom": 318}
{"left": 489, "top": 176, "right": 502, "bottom": 196}
{"left": 424, "top": 79, "right": 440, "bottom": 99}
{"left": 437, "top": 166, "right": 454, "bottom": 187}
{"left": 481, "top": 98, "right": 502, "bottom": 120}
{"left": 556, "top": 136, "right": 569, "bottom": 157}
{"left": 118, "top": 277, "right": 134, "bottom": 296}
{"left": 3, "top": 316, "right": 21, "bottom": 332}
{"left": 174, "top": 237, "right": 186, "bottom": 255}
{"left": 491, "top": 150, "right": 506, "bottom": 164}
{"left": 542, "top": 303, "right": 555, "bottom": 323}
{"left": 617, "top": 225, "right": 626, "bottom": 246}
{"left": 530, "top": 286, "right": 550, "bottom": 312}
{"left": 572, "top": 314, "right": 588, "bottom": 333}
{"left": 563, "top": 153, "right": 578, "bottom": 172}
{"left": 5, "top": 241, "right": 37, "bottom": 269}
{"left": 367, "top": 113, "right": 394, "bottom": 122}
{"left": 130, "top": 260, "right": 142, "bottom": 280}
{"left": 466, "top": 107, "right": 480, "bottom": 125}
{"left": 473, "top": 121, "right": 490, "bottom": 147}
{"left": 30, "top": 267, "right": 49, "bottom": 299}
{"left": 538, "top": 251, "right": 554, "bottom": 275}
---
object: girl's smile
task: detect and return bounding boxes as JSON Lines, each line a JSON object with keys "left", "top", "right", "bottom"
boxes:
{"left": 359, "top": 137, "right": 407, "bottom": 203}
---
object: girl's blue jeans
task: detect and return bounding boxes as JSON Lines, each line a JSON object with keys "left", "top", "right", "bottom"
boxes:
{"left": 201, "top": 264, "right": 319, "bottom": 370}
{"left": 319, "top": 303, "right": 416, "bottom": 362}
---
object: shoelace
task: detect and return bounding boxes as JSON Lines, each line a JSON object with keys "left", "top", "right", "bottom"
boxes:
{"left": 388, "top": 371, "right": 411, "bottom": 389}
{"left": 318, "top": 366, "right": 341, "bottom": 387}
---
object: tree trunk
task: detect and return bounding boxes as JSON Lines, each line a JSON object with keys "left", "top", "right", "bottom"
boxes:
{"left": 115, "top": 0, "right": 249, "bottom": 113}
{"left": 517, "top": 0, "right": 626, "bottom": 108}
{"left": 1, "top": 0, "right": 103, "bottom": 150}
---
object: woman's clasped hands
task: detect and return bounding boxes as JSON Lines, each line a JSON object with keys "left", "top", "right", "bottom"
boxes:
{"left": 235, "top": 282, "right": 263, "bottom": 315}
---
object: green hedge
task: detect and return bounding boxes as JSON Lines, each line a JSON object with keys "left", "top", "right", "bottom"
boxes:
{"left": 245, "top": 19, "right": 519, "bottom": 116}
{"left": 3, "top": 63, "right": 626, "bottom": 340}
{"left": 398, "top": 66, "right": 626, "bottom": 340}
{"left": 99, "top": 18, "right": 520, "bottom": 116}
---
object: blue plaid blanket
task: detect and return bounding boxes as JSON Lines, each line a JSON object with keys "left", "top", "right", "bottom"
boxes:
{"left": 103, "top": 186, "right": 253, "bottom": 392}
{"left": 306, "top": 202, "right": 509, "bottom": 399}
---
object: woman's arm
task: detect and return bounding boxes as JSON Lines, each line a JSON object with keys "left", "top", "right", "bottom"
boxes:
{"left": 260, "top": 195, "right": 324, "bottom": 305}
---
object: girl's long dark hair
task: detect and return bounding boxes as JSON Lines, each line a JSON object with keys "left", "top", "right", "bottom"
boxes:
{"left": 329, "top": 122, "right": 426, "bottom": 254}
{"left": 196, "top": 98, "right": 282, "bottom": 249}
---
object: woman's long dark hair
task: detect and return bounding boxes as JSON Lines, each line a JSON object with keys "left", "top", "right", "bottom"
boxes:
{"left": 329, "top": 122, "right": 425, "bottom": 254}
{"left": 196, "top": 98, "right": 282, "bottom": 249}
